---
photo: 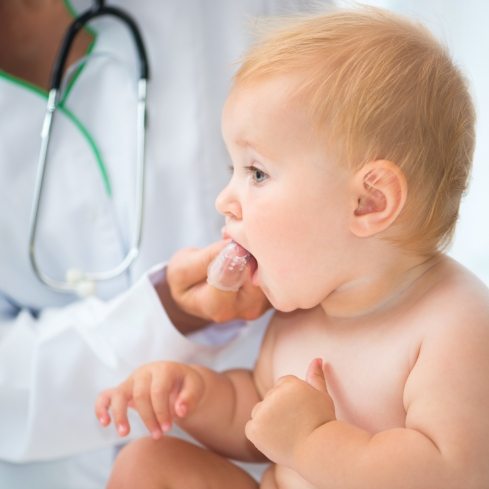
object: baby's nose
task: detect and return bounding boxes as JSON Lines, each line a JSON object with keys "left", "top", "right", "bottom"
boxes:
{"left": 215, "top": 185, "right": 242, "bottom": 220}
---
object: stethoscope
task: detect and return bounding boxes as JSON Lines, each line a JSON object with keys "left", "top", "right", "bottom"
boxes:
{"left": 28, "top": 0, "right": 149, "bottom": 297}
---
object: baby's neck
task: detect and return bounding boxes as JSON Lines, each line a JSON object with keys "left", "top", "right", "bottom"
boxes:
{"left": 321, "top": 247, "right": 441, "bottom": 319}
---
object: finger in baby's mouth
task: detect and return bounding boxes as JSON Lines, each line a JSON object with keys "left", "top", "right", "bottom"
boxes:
{"left": 207, "top": 240, "right": 257, "bottom": 291}
{"left": 220, "top": 229, "right": 258, "bottom": 275}
{"left": 230, "top": 241, "right": 258, "bottom": 273}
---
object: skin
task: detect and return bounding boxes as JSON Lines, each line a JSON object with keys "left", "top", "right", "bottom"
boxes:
{"left": 164, "top": 240, "right": 269, "bottom": 330}
{"left": 0, "top": 0, "right": 93, "bottom": 89}
{"left": 96, "top": 76, "right": 489, "bottom": 489}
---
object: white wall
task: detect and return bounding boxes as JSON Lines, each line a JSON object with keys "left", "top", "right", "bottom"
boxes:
{"left": 340, "top": 0, "right": 489, "bottom": 284}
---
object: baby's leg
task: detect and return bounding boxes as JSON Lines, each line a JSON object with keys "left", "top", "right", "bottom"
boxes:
{"left": 107, "top": 436, "right": 259, "bottom": 489}
{"left": 260, "top": 465, "right": 279, "bottom": 489}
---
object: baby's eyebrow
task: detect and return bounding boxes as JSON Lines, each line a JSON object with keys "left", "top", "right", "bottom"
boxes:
{"left": 232, "top": 136, "right": 272, "bottom": 163}
{"left": 235, "top": 136, "right": 253, "bottom": 148}
{"left": 235, "top": 137, "right": 265, "bottom": 157}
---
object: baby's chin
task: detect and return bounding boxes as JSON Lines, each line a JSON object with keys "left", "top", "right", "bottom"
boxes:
{"left": 257, "top": 279, "right": 298, "bottom": 313}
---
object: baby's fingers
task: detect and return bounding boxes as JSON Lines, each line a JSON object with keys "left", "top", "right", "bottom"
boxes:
{"left": 132, "top": 374, "right": 168, "bottom": 440}
{"left": 95, "top": 390, "right": 113, "bottom": 427}
{"left": 150, "top": 377, "right": 175, "bottom": 436}
{"left": 174, "top": 372, "right": 203, "bottom": 419}
{"left": 109, "top": 389, "right": 132, "bottom": 437}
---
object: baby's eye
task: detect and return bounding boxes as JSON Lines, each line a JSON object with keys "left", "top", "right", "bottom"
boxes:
{"left": 245, "top": 165, "right": 269, "bottom": 184}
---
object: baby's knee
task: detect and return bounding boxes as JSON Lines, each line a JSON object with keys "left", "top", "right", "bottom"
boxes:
{"left": 107, "top": 436, "right": 187, "bottom": 489}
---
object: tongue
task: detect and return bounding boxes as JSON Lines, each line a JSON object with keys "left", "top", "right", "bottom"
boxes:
{"left": 207, "top": 241, "right": 254, "bottom": 292}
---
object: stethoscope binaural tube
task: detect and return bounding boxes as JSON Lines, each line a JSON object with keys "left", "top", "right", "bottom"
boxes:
{"left": 28, "top": 0, "right": 150, "bottom": 297}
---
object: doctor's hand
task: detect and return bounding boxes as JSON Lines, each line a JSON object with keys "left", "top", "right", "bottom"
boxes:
{"left": 245, "top": 358, "right": 336, "bottom": 467}
{"left": 163, "top": 240, "right": 270, "bottom": 331}
{"left": 95, "top": 362, "right": 205, "bottom": 440}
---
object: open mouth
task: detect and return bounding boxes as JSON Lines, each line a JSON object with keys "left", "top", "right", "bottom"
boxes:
{"left": 207, "top": 240, "right": 258, "bottom": 291}
{"left": 229, "top": 241, "right": 258, "bottom": 278}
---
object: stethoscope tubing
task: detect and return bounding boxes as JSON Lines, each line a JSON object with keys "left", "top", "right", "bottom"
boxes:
{"left": 28, "top": 1, "right": 149, "bottom": 296}
{"left": 51, "top": 4, "right": 149, "bottom": 88}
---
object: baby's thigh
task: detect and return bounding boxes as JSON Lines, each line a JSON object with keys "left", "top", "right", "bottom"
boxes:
{"left": 107, "top": 436, "right": 259, "bottom": 489}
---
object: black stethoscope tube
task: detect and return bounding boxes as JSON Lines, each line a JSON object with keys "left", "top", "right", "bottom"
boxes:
{"left": 51, "top": 1, "right": 149, "bottom": 90}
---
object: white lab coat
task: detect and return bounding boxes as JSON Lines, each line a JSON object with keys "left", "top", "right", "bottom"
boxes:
{"left": 0, "top": 1, "right": 327, "bottom": 487}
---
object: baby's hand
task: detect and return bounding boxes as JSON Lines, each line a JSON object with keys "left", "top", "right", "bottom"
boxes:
{"left": 245, "top": 358, "right": 335, "bottom": 466}
{"left": 95, "top": 362, "right": 205, "bottom": 440}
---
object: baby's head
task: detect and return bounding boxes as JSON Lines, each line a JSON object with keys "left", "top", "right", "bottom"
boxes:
{"left": 230, "top": 7, "right": 474, "bottom": 252}
{"left": 217, "top": 7, "right": 475, "bottom": 311}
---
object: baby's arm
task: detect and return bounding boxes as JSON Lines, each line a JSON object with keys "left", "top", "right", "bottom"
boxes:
{"left": 96, "top": 362, "right": 265, "bottom": 462}
{"left": 177, "top": 319, "right": 280, "bottom": 460}
{"left": 179, "top": 366, "right": 266, "bottom": 461}
{"left": 248, "top": 310, "right": 489, "bottom": 489}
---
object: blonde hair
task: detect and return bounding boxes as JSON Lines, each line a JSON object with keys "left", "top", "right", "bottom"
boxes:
{"left": 234, "top": 7, "right": 475, "bottom": 255}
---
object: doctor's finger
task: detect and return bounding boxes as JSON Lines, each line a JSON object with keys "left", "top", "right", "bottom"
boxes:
{"left": 235, "top": 282, "right": 270, "bottom": 320}
{"left": 168, "top": 241, "right": 228, "bottom": 291}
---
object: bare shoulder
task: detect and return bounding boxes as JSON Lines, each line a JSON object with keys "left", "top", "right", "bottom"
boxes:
{"left": 404, "top": 257, "right": 489, "bottom": 464}
{"left": 413, "top": 255, "right": 489, "bottom": 373}
{"left": 404, "top": 255, "right": 489, "bottom": 409}
{"left": 421, "top": 255, "right": 489, "bottom": 332}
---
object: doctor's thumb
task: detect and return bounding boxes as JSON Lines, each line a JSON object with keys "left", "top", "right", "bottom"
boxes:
{"left": 168, "top": 241, "right": 228, "bottom": 290}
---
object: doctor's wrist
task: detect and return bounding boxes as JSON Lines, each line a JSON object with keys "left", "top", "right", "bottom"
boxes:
{"left": 152, "top": 270, "right": 211, "bottom": 335}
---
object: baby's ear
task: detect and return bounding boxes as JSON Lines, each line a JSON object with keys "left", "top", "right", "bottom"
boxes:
{"left": 349, "top": 160, "right": 407, "bottom": 238}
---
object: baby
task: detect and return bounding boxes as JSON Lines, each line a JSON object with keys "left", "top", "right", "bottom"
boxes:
{"left": 95, "top": 7, "right": 489, "bottom": 489}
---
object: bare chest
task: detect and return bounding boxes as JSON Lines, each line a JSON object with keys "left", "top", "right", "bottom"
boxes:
{"left": 271, "top": 314, "right": 420, "bottom": 433}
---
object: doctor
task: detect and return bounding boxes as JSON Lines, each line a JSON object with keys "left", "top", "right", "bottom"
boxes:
{"left": 0, "top": 0, "right": 327, "bottom": 488}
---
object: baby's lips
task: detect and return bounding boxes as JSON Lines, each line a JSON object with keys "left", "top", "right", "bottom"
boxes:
{"left": 207, "top": 241, "right": 252, "bottom": 292}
